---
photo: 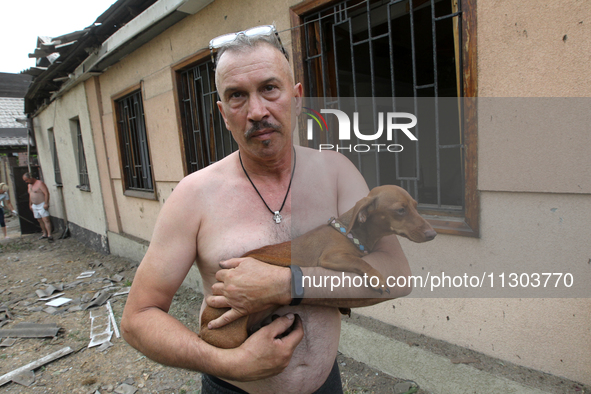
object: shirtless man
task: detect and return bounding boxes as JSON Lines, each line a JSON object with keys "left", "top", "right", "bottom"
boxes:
{"left": 23, "top": 173, "right": 53, "bottom": 242}
{"left": 121, "top": 27, "right": 411, "bottom": 394}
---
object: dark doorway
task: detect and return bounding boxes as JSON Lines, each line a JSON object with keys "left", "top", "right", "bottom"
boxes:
{"left": 13, "top": 166, "right": 42, "bottom": 234}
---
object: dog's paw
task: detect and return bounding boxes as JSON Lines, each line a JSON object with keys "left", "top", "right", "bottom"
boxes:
{"left": 367, "top": 271, "right": 390, "bottom": 294}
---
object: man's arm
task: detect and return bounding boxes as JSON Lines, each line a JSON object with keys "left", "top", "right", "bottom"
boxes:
{"left": 206, "top": 151, "right": 411, "bottom": 329}
{"left": 39, "top": 181, "right": 50, "bottom": 210}
{"left": 28, "top": 185, "right": 32, "bottom": 211}
{"left": 121, "top": 175, "right": 303, "bottom": 381}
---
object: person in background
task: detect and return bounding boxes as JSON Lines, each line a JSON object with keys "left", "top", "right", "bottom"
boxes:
{"left": 22, "top": 173, "right": 53, "bottom": 242}
{"left": 0, "top": 182, "right": 17, "bottom": 239}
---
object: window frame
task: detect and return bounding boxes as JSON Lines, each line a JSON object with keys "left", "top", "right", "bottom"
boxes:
{"left": 172, "top": 49, "right": 238, "bottom": 176}
{"left": 112, "top": 84, "right": 156, "bottom": 200}
{"left": 47, "top": 128, "right": 62, "bottom": 187}
{"left": 290, "top": 0, "right": 479, "bottom": 237}
{"left": 69, "top": 118, "right": 90, "bottom": 192}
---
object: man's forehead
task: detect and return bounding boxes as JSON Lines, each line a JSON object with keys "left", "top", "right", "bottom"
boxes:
{"left": 215, "top": 43, "right": 293, "bottom": 87}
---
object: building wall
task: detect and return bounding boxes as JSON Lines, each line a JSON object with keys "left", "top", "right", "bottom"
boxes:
{"left": 83, "top": 0, "right": 590, "bottom": 385}
{"left": 357, "top": 0, "right": 591, "bottom": 385}
{"left": 32, "top": 83, "right": 109, "bottom": 252}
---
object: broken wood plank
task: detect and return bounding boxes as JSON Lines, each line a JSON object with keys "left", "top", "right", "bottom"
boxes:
{"left": 0, "top": 346, "right": 73, "bottom": 386}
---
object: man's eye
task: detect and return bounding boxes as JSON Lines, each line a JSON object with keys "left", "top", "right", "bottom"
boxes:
{"left": 263, "top": 85, "right": 277, "bottom": 92}
{"left": 230, "top": 92, "right": 244, "bottom": 99}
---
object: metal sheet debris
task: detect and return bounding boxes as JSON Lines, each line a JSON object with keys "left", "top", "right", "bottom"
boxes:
{"left": 114, "top": 383, "right": 138, "bottom": 394}
{"left": 88, "top": 305, "right": 113, "bottom": 348}
{"left": 0, "top": 346, "right": 74, "bottom": 386}
{"left": 88, "top": 331, "right": 112, "bottom": 348}
{"left": 35, "top": 284, "right": 64, "bottom": 298}
{"left": 110, "top": 274, "right": 124, "bottom": 282}
{"left": 43, "top": 306, "right": 59, "bottom": 315}
{"left": 77, "top": 271, "right": 96, "bottom": 279}
{"left": 0, "top": 307, "right": 12, "bottom": 327}
{"left": 0, "top": 323, "right": 60, "bottom": 338}
{"left": 45, "top": 297, "right": 72, "bottom": 307}
{"left": 11, "top": 370, "right": 35, "bottom": 387}
{"left": 113, "top": 288, "right": 131, "bottom": 297}
{"left": 0, "top": 338, "right": 17, "bottom": 347}
{"left": 83, "top": 290, "right": 111, "bottom": 310}
{"left": 38, "top": 292, "right": 65, "bottom": 301}
{"left": 97, "top": 340, "right": 113, "bottom": 352}
{"left": 106, "top": 301, "right": 120, "bottom": 338}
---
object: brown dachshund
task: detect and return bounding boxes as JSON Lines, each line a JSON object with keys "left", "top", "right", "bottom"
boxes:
{"left": 199, "top": 185, "right": 436, "bottom": 349}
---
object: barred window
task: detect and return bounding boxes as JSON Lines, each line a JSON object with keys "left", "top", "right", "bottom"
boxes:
{"left": 115, "top": 90, "right": 154, "bottom": 192}
{"left": 71, "top": 119, "right": 90, "bottom": 191}
{"left": 177, "top": 60, "right": 237, "bottom": 174}
{"left": 48, "top": 128, "right": 62, "bottom": 186}
{"left": 292, "top": 0, "right": 478, "bottom": 236}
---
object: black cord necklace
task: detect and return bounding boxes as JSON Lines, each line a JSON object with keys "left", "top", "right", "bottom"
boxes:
{"left": 239, "top": 147, "right": 296, "bottom": 224}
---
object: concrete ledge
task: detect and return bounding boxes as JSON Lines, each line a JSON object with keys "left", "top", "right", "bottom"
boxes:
{"left": 107, "top": 231, "right": 149, "bottom": 264}
{"left": 50, "top": 217, "right": 109, "bottom": 254}
{"left": 339, "top": 319, "right": 551, "bottom": 394}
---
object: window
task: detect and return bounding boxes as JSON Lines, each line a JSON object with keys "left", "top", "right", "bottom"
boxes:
{"left": 70, "top": 119, "right": 90, "bottom": 191}
{"left": 48, "top": 128, "right": 62, "bottom": 186}
{"left": 291, "top": 0, "right": 478, "bottom": 236}
{"left": 115, "top": 90, "right": 154, "bottom": 193}
{"left": 177, "top": 59, "right": 237, "bottom": 174}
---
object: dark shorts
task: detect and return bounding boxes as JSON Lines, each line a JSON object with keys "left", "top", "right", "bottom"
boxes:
{"left": 201, "top": 359, "right": 343, "bottom": 394}
{"left": 0, "top": 207, "right": 5, "bottom": 228}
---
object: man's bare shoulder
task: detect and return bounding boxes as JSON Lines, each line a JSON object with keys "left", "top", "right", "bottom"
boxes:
{"left": 174, "top": 152, "right": 238, "bottom": 196}
{"left": 296, "top": 146, "right": 359, "bottom": 177}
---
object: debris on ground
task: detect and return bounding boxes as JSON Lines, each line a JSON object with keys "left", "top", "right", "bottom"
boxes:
{"left": 0, "top": 218, "right": 425, "bottom": 393}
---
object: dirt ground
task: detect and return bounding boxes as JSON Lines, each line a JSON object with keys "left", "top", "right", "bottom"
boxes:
{"left": 1, "top": 216, "right": 588, "bottom": 394}
{"left": 0, "top": 217, "right": 425, "bottom": 394}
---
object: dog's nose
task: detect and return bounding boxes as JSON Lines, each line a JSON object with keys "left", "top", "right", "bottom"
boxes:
{"left": 424, "top": 230, "right": 437, "bottom": 241}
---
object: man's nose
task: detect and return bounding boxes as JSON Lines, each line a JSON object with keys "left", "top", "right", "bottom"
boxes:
{"left": 247, "top": 95, "right": 269, "bottom": 122}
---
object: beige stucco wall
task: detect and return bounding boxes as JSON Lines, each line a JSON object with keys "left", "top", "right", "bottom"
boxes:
{"left": 32, "top": 83, "right": 108, "bottom": 240}
{"left": 370, "top": 0, "right": 591, "bottom": 385}
{"left": 85, "top": 0, "right": 590, "bottom": 386}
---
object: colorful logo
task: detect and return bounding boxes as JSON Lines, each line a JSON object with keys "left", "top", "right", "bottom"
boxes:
{"left": 302, "top": 107, "right": 328, "bottom": 133}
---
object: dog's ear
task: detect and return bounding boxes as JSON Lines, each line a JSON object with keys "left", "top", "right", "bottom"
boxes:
{"left": 346, "top": 196, "right": 376, "bottom": 234}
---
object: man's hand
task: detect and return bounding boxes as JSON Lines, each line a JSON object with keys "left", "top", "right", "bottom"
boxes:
{"left": 206, "top": 257, "right": 291, "bottom": 329}
{"left": 43, "top": 203, "right": 49, "bottom": 210}
{"left": 224, "top": 313, "right": 304, "bottom": 381}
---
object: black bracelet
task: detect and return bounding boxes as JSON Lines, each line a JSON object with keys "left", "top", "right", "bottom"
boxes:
{"left": 289, "top": 265, "right": 304, "bottom": 306}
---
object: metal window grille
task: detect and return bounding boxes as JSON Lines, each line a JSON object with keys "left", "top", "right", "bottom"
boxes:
{"left": 303, "top": 0, "right": 464, "bottom": 211}
{"left": 49, "top": 129, "right": 62, "bottom": 186}
{"left": 75, "top": 120, "right": 90, "bottom": 191}
{"left": 115, "top": 91, "right": 154, "bottom": 191}
{"left": 178, "top": 61, "right": 237, "bottom": 174}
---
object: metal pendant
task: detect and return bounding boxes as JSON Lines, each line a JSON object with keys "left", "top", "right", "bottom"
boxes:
{"left": 273, "top": 211, "right": 282, "bottom": 224}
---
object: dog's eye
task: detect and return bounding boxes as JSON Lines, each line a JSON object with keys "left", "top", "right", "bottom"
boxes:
{"left": 396, "top": 208, "right": 406, "bottom": 215}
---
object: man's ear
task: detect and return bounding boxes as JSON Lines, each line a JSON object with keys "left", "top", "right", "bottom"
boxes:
{"left": 293, "top": 83, "right": 303, "bottom": 116}
{"left": 217, "top": 101, "right": 231, "bottom": 130}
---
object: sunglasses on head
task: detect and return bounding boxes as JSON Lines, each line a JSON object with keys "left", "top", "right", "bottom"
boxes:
{"left": 208, "top": 25, "right": 287, "bottom": 64}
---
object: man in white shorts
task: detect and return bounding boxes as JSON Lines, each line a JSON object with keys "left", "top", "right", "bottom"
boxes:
{"left": 23, "top": 173, "right": 53, "bottom": 242}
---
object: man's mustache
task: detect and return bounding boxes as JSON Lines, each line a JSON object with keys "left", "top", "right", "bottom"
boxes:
{"left": 245, "top": 120, "right": 282, "bottom": 139}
